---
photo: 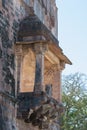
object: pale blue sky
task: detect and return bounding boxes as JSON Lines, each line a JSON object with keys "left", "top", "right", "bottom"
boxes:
{"left": 56, "top": 0, "right": 87, "bottom": 75}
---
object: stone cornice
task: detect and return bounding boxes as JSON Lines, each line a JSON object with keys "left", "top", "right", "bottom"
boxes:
{"left": 17, "top": 15, "right": 59, "bottom": 46}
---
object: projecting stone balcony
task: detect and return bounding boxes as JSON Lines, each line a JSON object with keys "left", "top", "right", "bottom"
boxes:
{"left": 17, "top": 91, "right": 63, "bottom": 129}
{"left": 15, "top": 10, "right": 71, "bottom": 130}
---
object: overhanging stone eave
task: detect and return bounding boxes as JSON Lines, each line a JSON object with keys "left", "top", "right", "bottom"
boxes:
{"left": 48, "top": 43, "right": 72, "bottom": 65}
{"left": 15, "top": 40, "right": 72, "bottom": 65}
{"left": 15, "top": 40, "right": 47, "bottom": 45}
{"left": 17, "top": 15, "right": 59, "bottom": 46}
{"left": 17, "top": 14, "right": 72, "bottom": 65}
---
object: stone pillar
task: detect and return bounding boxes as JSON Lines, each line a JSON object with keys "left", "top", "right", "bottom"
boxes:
{"left": 34, "top": 43, "right": 48, "bottom": 94}
{"left": 15, "top": 45, "right": 23, "bottom": 97}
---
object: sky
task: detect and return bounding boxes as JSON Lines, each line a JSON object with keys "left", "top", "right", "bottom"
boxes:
{"left": 56, "top": 0, "right": 87, "bottom": 75}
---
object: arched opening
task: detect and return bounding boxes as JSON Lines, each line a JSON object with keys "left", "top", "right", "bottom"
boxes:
{"left": 20, "top": 48, "right": 35, "bottom": 92}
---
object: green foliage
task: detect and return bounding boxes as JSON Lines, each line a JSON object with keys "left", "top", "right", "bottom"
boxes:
{"left": 61, "top": 73, "right": 87, "bottom": 130}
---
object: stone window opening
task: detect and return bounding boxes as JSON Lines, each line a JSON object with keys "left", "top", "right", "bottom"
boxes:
{"left": 14, "top": 42, "right": 61, "bottom": 99}
{"left": 14, "top": 44, "right": 36, "bottom": 97}
{"left": 14, "top": 43, "right": 63, "bottom": 103}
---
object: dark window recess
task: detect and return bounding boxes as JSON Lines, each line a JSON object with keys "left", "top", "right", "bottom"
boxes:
{"left": 2, "top": 0, "right": 6, "bottom": 8}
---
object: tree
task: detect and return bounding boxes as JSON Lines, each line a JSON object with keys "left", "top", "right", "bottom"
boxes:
{"left": 61, "top": 73, "right": 87, "bottom": 130}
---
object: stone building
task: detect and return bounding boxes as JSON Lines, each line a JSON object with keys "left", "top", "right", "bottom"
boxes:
{"left": 0, "top": 0, "right": 72, "bottom": 130}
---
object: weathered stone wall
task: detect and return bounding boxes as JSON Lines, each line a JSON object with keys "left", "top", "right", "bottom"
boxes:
{"left": 0, "top": 95, "right": 16, "bottom": 130}
{"left": 33, "top": 0, "right": 58, "bottom": 38}
{"left": 0, "top": 0, "right": 60, "bottom": 130}
{"left": 0, "top": 0, "right": 58, "bottom": 95}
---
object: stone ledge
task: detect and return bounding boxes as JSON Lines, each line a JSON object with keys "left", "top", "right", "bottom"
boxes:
{"left": 17, "top": 92, "right": 64, "bottom": 129}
